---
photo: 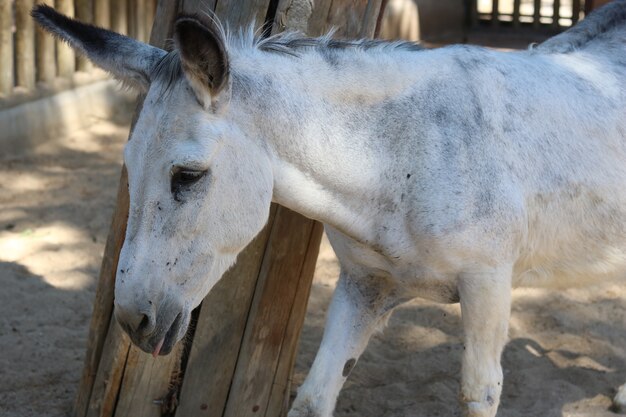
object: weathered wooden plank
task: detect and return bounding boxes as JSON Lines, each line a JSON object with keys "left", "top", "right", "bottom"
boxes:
{"left": 174, "top": 207, "right": 278, "bottom": 417}
{"left": 94, "top": 0, "right": 110, "bottom": 28}
{"left": 302, "top": 0, "right": 334, "bottom": 35}
{"left": 0, "top": 0, "right": 13, "bottom": 95}
{"left": 264, "top": 221, "right": 324, "bottom": 417}
{"left": 111, "top": 0, "right": 128, "bottom": 35}
{"left": 222, "top": 208, "right": 316, "bottom": 417}
{"left": 75, "top": 0, "right": 94, "bottom": 71}
{"left": 84, "top": 321, "right": 131, "bottom": 417}
{"left": 360, "top": 0, "right": 383, "bottom": 37}
{"left": 180, "top": 0, "right": 217, "bottom": 14}
{"left": 145, "top": 0, "right": 156, "bottom": 43}
{"left": 75, "top": 168, "right": 131, "bottom": 417}
{"left": 15, "top": 0, "right": 36, "bottom": 90}
{"left": 325, "top": 0, "right": 372, "bottom": 37}
{"left": 55, "top": 0, "right": 75, "bottom": 77}
{"left": 215, "top": 0, "right": 269, "bottom": 29}
{"left": 113, "top": 344, "right": 184, "bottom": 417}
{"left": 151, "top": 0, "right": 181, "bottom": 47}
{"left": 136, "top": 0, "right": 146, "bottom": 41}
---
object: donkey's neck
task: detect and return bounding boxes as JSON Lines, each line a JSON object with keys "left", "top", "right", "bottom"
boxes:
{"left": 229, "top": 48, "right": 431, "bottom": 243}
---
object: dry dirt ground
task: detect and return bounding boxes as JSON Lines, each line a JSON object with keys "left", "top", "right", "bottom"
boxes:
{"left": 1, "top": 79, "right": 626, "bottom": 417}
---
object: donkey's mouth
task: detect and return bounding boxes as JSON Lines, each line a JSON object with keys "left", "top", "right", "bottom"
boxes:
{"left": 150, "top": 312, "right": 184, "bottom": 357}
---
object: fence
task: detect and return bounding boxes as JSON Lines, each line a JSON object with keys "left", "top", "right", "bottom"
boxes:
{"left": 471, "top": 0, "right": 586, "bottom": 28}
{"left": 0, "top": 0, "right": 156, "bottom": 100}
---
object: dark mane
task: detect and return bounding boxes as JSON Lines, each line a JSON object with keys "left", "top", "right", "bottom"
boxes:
{"left": 149, "top": 27, "right": 424, "bottom": 95}
{"left": 537, "top": 0, "right": 626, "bottom": 53}
{"left": 256, "top": 32, "right": 425, "bottom": 56}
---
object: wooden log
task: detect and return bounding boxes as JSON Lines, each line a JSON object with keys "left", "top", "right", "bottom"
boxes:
{"left": 55, "top": 0, "right": 75, "bottom": 77}
{"left": 75, "top": 0, "right": 94, "bottom": 71}
{"left": 0, "top": 0, "right": 13, "bottom": 95}
{"left": 94, "top": 0, "right": 110, "bottom": 28}
{"left": 36, "top": 0, "right": 56, "bottom": 83}
{"left": 111, "top": 0, "right": 128, "bottom": 35}
{"left": 16, "top": 0, "right": 36, "bottom": 90}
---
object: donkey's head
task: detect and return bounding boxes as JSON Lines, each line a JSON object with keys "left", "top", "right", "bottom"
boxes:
{"left": 33, "top": 6, "right": 274, "bottom": 355}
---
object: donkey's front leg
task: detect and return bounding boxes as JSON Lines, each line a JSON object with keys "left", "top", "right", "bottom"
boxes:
{"left": 289, "top": 270, "right": 398, "bottom": 417}
{"left": 458, "top": 265, "right": 512, "bottom": 417}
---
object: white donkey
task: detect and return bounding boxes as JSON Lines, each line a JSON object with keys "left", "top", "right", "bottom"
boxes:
{"left": 33, "top": 2, "right": 626, "bottom": 416}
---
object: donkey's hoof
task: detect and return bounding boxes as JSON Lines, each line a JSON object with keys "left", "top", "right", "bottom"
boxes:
{"left": 613, "top": 384, "right": 626, "bottom": 414}
{"left": 463, "top": 399, "right": 498, "bottom": 417}
{"left": 287, "top": 400, "right": 323, "bottom": 417}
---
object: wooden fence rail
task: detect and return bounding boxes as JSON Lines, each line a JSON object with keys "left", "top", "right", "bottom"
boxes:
{"left": 0, "top": 0, "right": 157, "bottom": 98}
{"left": 472, "top": 0, "right": 586, "bottom": 29}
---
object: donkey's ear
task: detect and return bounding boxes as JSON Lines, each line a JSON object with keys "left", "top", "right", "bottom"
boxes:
{"left": 32, "top": 5, "right": 165, "bottom": 91}
{"left": 174, "top": 16, "right": 230, "bottom": 110}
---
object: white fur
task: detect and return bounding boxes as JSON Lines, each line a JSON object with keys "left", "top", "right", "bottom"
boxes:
{"left": 34, "top": 2, "right": 626, "bottom": 416}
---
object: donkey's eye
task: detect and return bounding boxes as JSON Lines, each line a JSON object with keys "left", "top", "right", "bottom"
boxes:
{"left": 171, "top": 169, "right": 207, "bottom": 201}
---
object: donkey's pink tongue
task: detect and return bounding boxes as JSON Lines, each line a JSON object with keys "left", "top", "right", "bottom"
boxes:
{"left": 152, "top": 338, "right": 165, "bottom": 358}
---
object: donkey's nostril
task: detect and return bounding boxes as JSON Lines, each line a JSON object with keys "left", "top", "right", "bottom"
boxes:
{"left": 137, "top": 313, "right": 151, "bottom": 333}
{"left": 115, "top": 303, "right": 156, "bottom": 339}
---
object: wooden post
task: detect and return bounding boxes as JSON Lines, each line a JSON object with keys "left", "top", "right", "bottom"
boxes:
{"left": 468, "top": 0, "right": 478, "bottom": 28}
{"left": 513, "top": 0, "right": 521, "bottom": 28}
{"left": 37, "top": 0, "right": 56, "bottom": 82}
{"left": 55, "top": 0, "right": 75, "bottom": 77}
{"left": 491, "top": 0, "right": 499, "bottom": 26}
{"left": 73, "top": 1, "right": 385, "bottom": 417}
{"left": 133, "top": 0, "right": 147, "bottom": 42}
{"left": 533, "top": 0, "right": 541, "bottom": 27}
{"left": 76, "top": 0, "right": 94, "bottom": 71}
{"left": 145, "top": 0, "right": 156, "bottom": 42}
{"left": 572, "top": 0, "right": 581, "bottom": 24}
{"left": 0, "top": 0, "right": 13, "bottom": 95}
{"left": 111, "top": 0, "right": 128, "bottom": 35}
{"left": 15, "top": 0, "right": 36, "bottom": 90}
{"left": 553, "top": 0, "right": 561, "bottom": 27}
{"left": 94, "top": 0, "right": 110, "bottom": 28}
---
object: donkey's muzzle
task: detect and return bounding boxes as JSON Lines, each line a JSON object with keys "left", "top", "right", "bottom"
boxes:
{"left": 114, "top": 298, "right": 185, "bottom": 356}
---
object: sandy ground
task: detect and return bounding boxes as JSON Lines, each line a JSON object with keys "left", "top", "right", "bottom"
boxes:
{"left": 1, "top": 82, "right": 626, "bottom": 417}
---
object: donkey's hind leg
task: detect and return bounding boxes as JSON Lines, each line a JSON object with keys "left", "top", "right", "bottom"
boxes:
{"left": 288, "top": 270, "right": 401, "bottom": 417}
